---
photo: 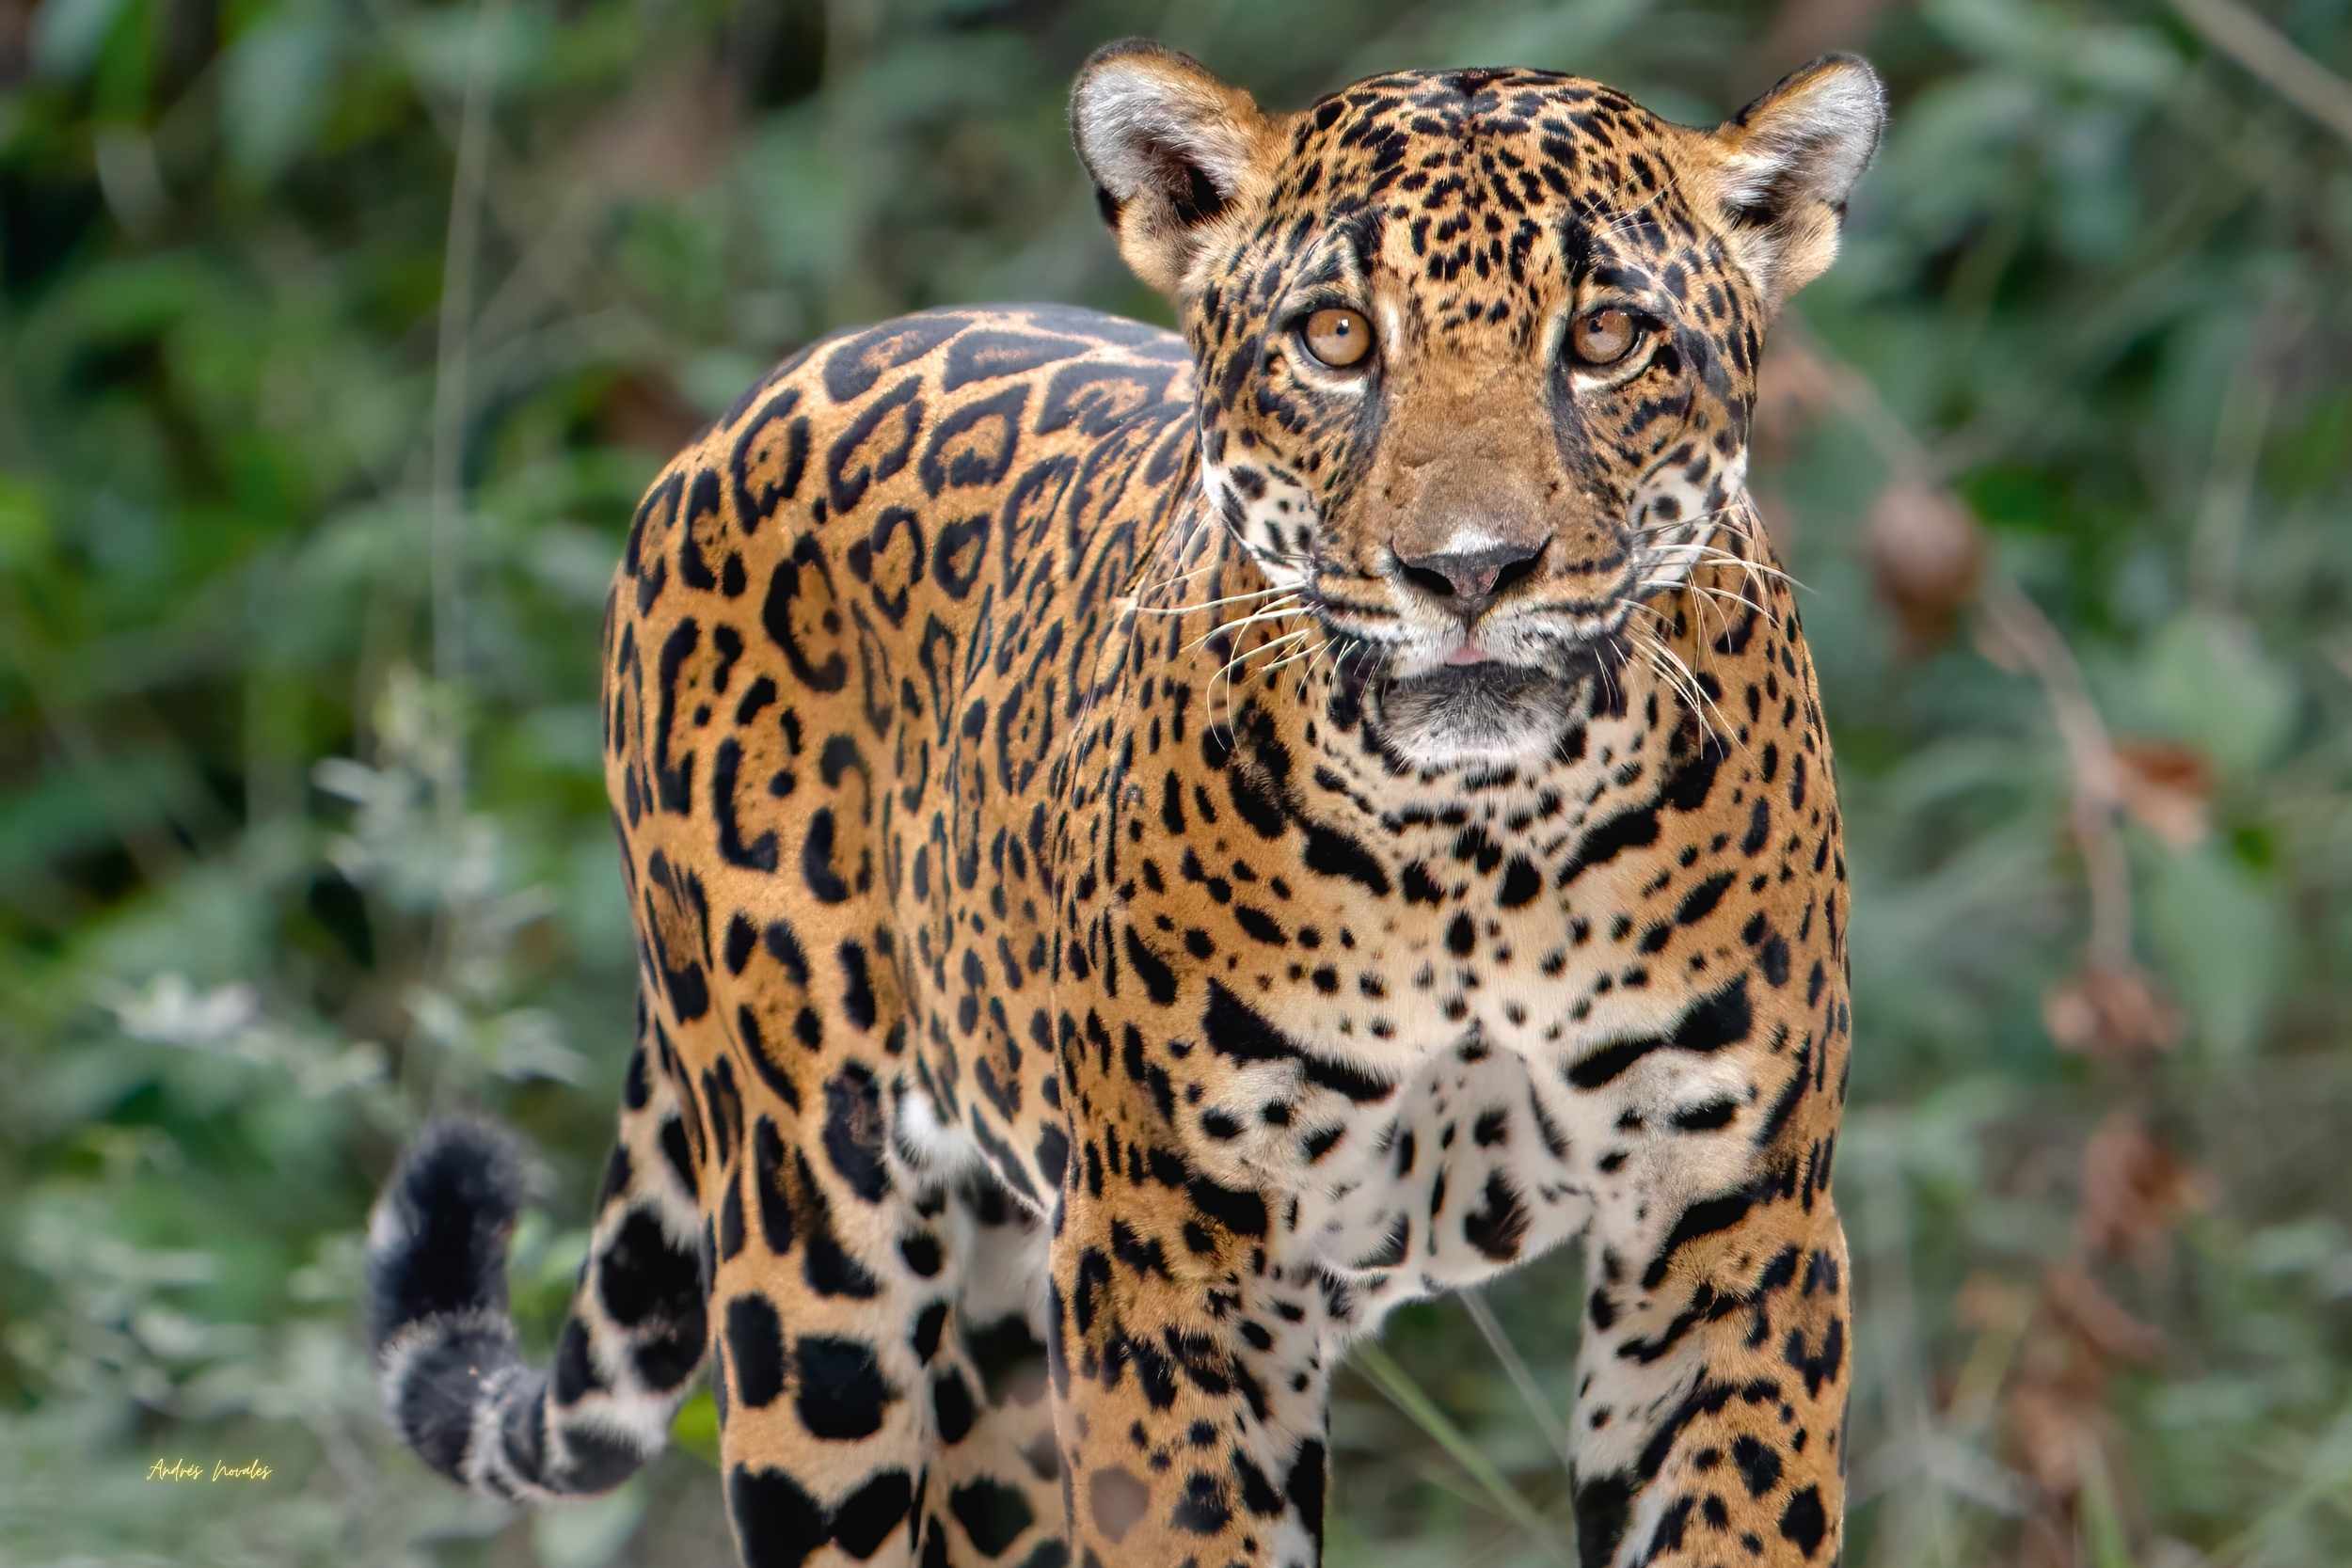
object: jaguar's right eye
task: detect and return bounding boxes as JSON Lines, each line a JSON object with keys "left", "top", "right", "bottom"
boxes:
{"left": 1568, "top": 307, "right": 1644, "bottom": 367}
{"left": 1301, "top": 308, "right": 1375, "bottom": 370}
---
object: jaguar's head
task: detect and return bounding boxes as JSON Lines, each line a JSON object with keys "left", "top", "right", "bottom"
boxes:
{"left": 1073, "top": 42, "right": 1883, "bottom": 768}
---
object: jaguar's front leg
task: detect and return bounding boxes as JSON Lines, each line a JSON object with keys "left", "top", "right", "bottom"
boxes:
{"left": 1569, "top": 1117, "right": 1852, "bottom": 1567}
{"left": 1046, "top": 1177, "right": 1335, "bottom": 1568}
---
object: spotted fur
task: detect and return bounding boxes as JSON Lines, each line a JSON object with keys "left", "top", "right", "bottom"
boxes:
{"left": 367, "top": 40, "right": 1883, "bottom": 1568}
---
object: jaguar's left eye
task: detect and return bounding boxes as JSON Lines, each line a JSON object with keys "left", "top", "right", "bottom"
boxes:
{"left": 1569, "top": 308, "right": 1643, "bottom": 367}
{"left": 1301, "top": 308, "right": 1375, "bottom": 370}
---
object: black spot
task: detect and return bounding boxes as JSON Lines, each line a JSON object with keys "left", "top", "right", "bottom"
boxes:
{"left": 1644, "top": 1186, "right": 1759, "bottom": 1290}
{"left": 1286, "top": 1438, "right": 1328, "bottom": 1554}
{"left": 838, "top": 941, "right": 877, "bottom": 1030}
{"left": 552, "top": 1319, "right": 603, "bottom": 1404}
{"left": 752, "top": 1117, "right": 796, "bottom": 1254}
{"left": 598, "top": 1208, "right": 702, "bottom": 1333}
{"left": 719, "top": 1175, "right": 746, "bottom": 1260}
{"left": 723, "top": 915, "right": 758, "bottom": 975}
{"left": 1558, "top": 802, "right": 1659, "bottom": 888}
{"left": 1206, "top": 981, "right": 1342, "bottom": 1075}
{"left": 1675, "top": 869, "right": 1735, "bottom": 927}
{"left": 950, "top": 1477, "right": 1036, "bottom": 1555}
{"left": 794, "top": 1149, "right": 882, "bottom": 1298}
{"left": 730, "top": 1464, "right": 827, "bottom": 1568}
{"left": 1573, "top": 1469, "right": 1633, "bottom": 1568}
{"left": 1567, "top": 974, "right": 1753, "bottom": 1089}
{"left": 1778, "top": 1483, "right": 1828, "bottom": 1558}
{"left": 1664, "top": 740, "right": 1724, "bottom": 811}
{"left": 833, "top": 1468, "right": 914, "bottom": 1558}
{"left": 794, "top": 1335, "right": 893, "bottom": 1440}
{"left": 1171, "top": 1471, "right": 1232, "bottom": 1535}
{"left": 1645, "top": 1496, "right": 1693, "bottom": 1558}
{"left": 1186, "top": 1175, "right": 1268, "bottom": 1238}
{"left": 913, "top": 1301, "right": 948, "bottom": 1364}
{"left": 821, "top": 1063, "right": 891, "bottom": 1202}
{"left": 713, "top": 739, "right": 781, "bottom": 871}
{"left": 1731, "top": 1433, "right": 1782, "bottom": 1498}
{"left": 1303, "top": 823, "right": 1391, "bottom": 895}
{"left": 1123, "top": 927, "right": 1179, "bottom": 1006}
{"left": 1670, "top": 1096, "right": 1739, "bottom": 1132}
{"left": 932, "top": 1367, "right": 977, "bottom": 1444}
{"left": 899, "top": 1230, "right": 944, "bottom": 1276}
{"left": 726, "top": 1295, "right": 787, "bottom": 1408}
{"left": 1464, "top": 1170, "right": 1530, "bottom": 1261}
{"left": 802, "top": 808, "right": 853, "bottom": 903}
{"left": 1446, "top": 912, "right": 1475, "bottom": 956}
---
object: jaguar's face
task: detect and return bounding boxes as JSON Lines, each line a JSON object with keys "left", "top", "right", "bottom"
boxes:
{"left": 1074, "top": 44, "right": 1883, "bottom": 767}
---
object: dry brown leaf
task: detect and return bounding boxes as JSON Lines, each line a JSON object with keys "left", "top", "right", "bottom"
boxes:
{"left": 2009, "top": 1377, "right": 2100, "bottom": 1497}
{"left": 2044, "top": 1263, "right": 2166, "bottom": 1368}
{"left": 2042, "top": 962, "right": 2183, "bottom": 1061}
{"left": 2112, "top": 738, "right": 2215, "bottom": 848}
{"left": 1866, "top": 481, "right": 1987, "bottom": 652}
{"left": 2078, "top": 1113, "right": 2209, "bottom": 1263}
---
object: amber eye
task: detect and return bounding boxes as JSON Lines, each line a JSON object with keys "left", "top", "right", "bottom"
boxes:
{"left": 1301, "top": 308, "right": 1375, "bottom": 369}
{"left": 1569, "top": 308, "right": 1642, "bottom": 367}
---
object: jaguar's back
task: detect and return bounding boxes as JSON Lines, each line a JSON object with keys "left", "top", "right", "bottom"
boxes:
{"left": 367, "top": 40, "right": 1883, "bottom": 1568}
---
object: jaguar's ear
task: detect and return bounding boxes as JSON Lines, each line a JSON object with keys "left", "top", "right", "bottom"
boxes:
{"left": 1071, "top": 40, "right": 1279, "bottom": 298}
{"left": 1703, "top": 55, "right": 1886, "bottom": 310}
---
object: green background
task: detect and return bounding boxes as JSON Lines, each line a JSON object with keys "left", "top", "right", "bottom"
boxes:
{"left": 4, "top": 0, "right": 2350, "bottom": 1563}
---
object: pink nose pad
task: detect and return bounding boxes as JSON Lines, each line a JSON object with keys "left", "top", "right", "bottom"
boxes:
{"left": 1393, "top": 540, "right": 1548, "bottom": 617}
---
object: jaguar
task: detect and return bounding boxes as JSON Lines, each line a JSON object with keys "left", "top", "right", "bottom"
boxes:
{"left": 367, "top": 40, "right": 1882, "bottom": 1568}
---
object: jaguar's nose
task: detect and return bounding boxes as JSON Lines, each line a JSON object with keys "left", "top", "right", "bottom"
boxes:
{"left": 1393, "top": 538, "right": 1548, "bottom": 619}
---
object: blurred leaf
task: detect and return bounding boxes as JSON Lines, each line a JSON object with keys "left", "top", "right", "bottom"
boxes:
{"left": 222, "top": 16, "right": 343, "bottom": 185}
{"left": 29, "top": 0, "right": 132, "bottom": 80}
{"left": 2145, "top": 843, "right": 2285, "bottom": 1058}
{"left": 2141, "top": 612, "right": 2296, "bottom": 776}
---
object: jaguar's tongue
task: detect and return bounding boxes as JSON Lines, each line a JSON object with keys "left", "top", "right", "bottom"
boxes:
{"left": 1444, "top": 639, "right": 1492, "bottom": 666}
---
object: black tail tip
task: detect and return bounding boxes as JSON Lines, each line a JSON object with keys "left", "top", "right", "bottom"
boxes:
{"left": 365, "top": 1117, "right": 532, "bottom": 1354}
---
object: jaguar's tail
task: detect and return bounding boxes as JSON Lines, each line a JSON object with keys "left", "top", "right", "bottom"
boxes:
{"left": 365, "top": 1117, "right": 708, "bottom": 1502}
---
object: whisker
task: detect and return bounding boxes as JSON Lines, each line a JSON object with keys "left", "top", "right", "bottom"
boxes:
{"left": 1290, "top": 633, "right": 1345, "bottom": 693}
{"left": 1262, "top": 636, "right": 1328, "bottom": 679}
{"left": 1185, "top": 595, "right": 1304, "bottom": 653}
{"left": 1632, "top": 635, "right": 1720, "bottom": 752}
{"left": 1135, "top": 558, "right": 1226, "bottom": 598}
{"left": 1645, "top": 542, "right": 1804, "bottom": 591}
{"left": 1618, "top": 597, "right": 1677, "bottom": 631}
{"left": 1135, "top": 582, "right": 1295, "bottom": 617}
{"left": 1224, "top": 624, "right": 1312, "bottom": 679}
{"left": 1636, "top": 630, "right": 1744, "bottom": 756}
{"left": 1216, "top": 625, "right": 1312, "bottom": 727}
{"left": 1640, "top": 578, "right": 1771, "bottom": 625}
{"left": 1681, "top": 581, "right": 1772, "bottom": 622}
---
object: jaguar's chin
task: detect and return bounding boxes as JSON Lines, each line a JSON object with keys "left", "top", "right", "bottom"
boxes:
{"left": 1369, "top": 659, "right": 1582, "bottom": 769}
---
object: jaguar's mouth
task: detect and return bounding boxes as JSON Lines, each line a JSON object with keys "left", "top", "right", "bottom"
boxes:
{"left": 1441, "top": 636, "right": 1496, "bottom": 667}
{"left": 1368, "top": 657, "right": 1582, "bottom": 768}
{"left": 1383, "top": 657, "right": 1558, "bottom": 702}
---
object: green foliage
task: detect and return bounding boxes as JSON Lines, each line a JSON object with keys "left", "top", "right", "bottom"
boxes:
{"left": 4, "top": 0, "right": 2349, "bottom": 1563}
